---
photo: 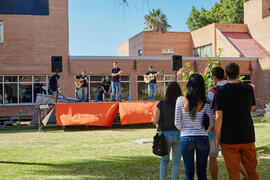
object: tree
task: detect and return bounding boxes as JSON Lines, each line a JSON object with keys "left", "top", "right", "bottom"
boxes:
{"left": 186, "top": 0, "right": 249, "bottom": 31}
{"left": 144, "top": 9, "right": 171, "bottom": 33}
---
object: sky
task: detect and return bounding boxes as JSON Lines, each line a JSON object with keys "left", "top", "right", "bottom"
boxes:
{"left": 69, "top": 0, "right": 219, "bottom": 56}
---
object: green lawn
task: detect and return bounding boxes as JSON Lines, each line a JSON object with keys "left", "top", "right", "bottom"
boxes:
{"left": 0, "top": 118, "right": 269, "bottom": 180}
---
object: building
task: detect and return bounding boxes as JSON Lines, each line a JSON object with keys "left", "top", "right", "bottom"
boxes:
{"left": 0, "top": 0, "right": 270, "bottom": 118}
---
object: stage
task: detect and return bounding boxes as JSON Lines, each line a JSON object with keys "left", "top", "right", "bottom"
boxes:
{"left": 55, "top": 101, "right": 158, "bottom": 127}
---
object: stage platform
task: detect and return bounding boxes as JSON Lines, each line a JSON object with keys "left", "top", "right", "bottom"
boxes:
{"left": 55, "top": 101, "right": 158, "bottom": 126}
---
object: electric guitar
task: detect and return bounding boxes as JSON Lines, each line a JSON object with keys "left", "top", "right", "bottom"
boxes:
{"left": 74, "top": 73, "right": 93, "bottom": 88}
{"left": 143, "top": 70, "right": 163, "bottom": 83}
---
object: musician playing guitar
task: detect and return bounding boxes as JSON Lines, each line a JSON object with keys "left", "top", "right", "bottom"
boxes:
{"left": 144, "top": 65, "right": 158, "bottom": 100}
{"left": 75, "top": 70, "right": 91, "bottom": 102}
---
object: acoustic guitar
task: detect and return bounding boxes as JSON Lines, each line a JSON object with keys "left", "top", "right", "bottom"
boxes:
{"left": 143, "top": 70, "right": 163, "bottom": 83}
{"left": 74, "top": 73, "right": 92, "bottom": 88}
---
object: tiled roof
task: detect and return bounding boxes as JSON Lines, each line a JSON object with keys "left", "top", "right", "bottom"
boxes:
{"left": 222, "top": 32, "right": 270, "bottom": 58}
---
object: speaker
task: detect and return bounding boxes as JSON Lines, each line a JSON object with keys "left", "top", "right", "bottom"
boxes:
{"left": 51, "top": 56, "right": 62, "bottom": 73}
{"left": 172, "top": 55, "right": 182, "bottom": 71}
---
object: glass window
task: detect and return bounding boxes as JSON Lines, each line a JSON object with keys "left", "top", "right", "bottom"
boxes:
{"left": 19, "top": 76, "right": 32, "bottom": 82}
{"left": 0, "top": 75, "right": 50, "bottom": 104}
{"left": 4, "top": 84, "right": 18, "bottom": 103}
{"left": 34, "top": 76, "right": 46, "bottom": 82}
{"left": 138, "top": 49, "right": 143, "bottom": 56}
{"left": 0, "top": 22, "right": 3, "bottom": 43}
{"left": 19, "top": 84, "right": 32, "bottom": 103}
{"left": 34, "top": 83, "right": 47, "bottom": 103}
{"left": 0, "top": 83, "right": 3, "bottom": 104}
{"left": 4, "top": 76, "right": 18, "bottom": 82}
{"left": 193, "top": 45, "right": 212, "bottom": 57}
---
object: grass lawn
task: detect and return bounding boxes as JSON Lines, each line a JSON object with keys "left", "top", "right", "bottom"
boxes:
{"left": 0, "top": 117, "right": 270, "bottom": 180}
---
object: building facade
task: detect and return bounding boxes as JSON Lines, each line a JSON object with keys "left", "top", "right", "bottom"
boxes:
{"left": 0, "top": 0, "right": 270, "bottom": 117}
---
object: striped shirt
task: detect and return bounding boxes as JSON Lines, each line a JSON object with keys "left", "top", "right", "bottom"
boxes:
{"left": 174, "top": 96, "right": 214, "bottom": 137}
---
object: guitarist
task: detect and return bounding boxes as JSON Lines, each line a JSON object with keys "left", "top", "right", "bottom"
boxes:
{"left": 144, "top": 65, "right": 157, "bottom": 100}
{"left": 76, "top": 70, "right": 89, "bottom": 102}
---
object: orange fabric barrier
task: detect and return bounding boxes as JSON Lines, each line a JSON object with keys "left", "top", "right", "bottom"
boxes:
{"left": 55, "top": 102, "right": 119, "bottom": 126}
{"left": 119, "top": 101, "right": 158, "bottom": 125}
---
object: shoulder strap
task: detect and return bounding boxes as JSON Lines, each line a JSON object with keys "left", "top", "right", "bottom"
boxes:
{"left": 159, "top": 100, "right": 164, "bottom": 131}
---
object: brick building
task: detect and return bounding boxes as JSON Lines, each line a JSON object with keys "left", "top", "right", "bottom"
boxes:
{"left": 0, "top": 0, "right": 270, "bottom": 117}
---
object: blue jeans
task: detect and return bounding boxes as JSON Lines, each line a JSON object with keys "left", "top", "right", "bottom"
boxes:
{"left": 112, "top": 81, "right": 121, "bottom": 101}
{"left": 208, "top": 130, "right": 219, "bottom": 157}
{"left": 180, "top": 136, "right": 210, "bottom": 180}
{"left": 148, "top": 83, "right": 156, "bottom": 100}
{"left": 78, "top": 87, "right": 87, "bottom": 102}
{"left": 159, "top": 130, "right": 181, "bottom": 180}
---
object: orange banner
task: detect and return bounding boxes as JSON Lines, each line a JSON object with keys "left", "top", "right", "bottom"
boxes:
{"left": 119, "top": 101, "right": 158, "bottom": 125}
{"left": 55, "top": 102, "right": 119, "bottom": 126}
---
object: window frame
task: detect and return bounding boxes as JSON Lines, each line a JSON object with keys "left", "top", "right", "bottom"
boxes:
{"left": 193, "top": 44, "right": 212, "bottom": 57}
{"left": 0, "top": 75, "right": 49, "bottom": 106}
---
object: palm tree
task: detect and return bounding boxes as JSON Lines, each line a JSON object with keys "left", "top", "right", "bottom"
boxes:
{"left": 144, "top": 9, "right": 171, "bottom": 33}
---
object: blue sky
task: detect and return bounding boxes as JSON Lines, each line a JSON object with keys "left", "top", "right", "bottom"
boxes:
{"left": 69, "top": 0, "right": 219, "bottom": 56}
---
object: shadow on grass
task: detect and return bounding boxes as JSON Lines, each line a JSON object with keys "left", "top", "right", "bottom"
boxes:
{"left": 0, "top": 126, "right": 63, "bottom": 134}
{"left": 257, "top": 144, "right": 270, "bottom": 155}
{"left": 1, "top": 156, "right": 164, "bottom": 179}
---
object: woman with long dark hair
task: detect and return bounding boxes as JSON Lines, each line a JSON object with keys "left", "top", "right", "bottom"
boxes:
{"left": 153, "top": 81, "right": 182, "bottom": 180}
{"left": 175, "top": 74, "right": 214, "bottom": 180}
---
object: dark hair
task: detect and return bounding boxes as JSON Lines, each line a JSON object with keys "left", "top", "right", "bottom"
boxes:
{"left": 113, "top": 62, "right": 118, "bottom": 64}
{"left": 225, "top": 62, "right": 239, "bottom": 80}
{"left": 186, "top": 74, "right": 206, "bottom": 118}
{"left": 165, "top": 81, "right": 182, "bottom": 105}
{"left": 212, "top": 67, "right": 224, "bottom": 80}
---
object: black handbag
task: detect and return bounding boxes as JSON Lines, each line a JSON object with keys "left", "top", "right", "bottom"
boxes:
{"left": 152, "top": 101, "right": 168, "bottom": 156}
{"left": 202, "top": 111, "right": 210, "bottom": 131}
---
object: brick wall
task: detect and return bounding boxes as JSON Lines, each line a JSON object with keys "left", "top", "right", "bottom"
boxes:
{"left": 143, "top": 31, "right": 193, "bottom": 56}
{"left": 255, "top": 57, "right": 270, "bottom": 106}
{"left": 0, "top": 0, "right": 69, "bottom": 75}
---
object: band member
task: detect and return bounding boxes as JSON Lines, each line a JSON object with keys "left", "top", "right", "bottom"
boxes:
{"left": 76, "top": 70, "right": 88, "bottom": 102}
{"left": 101, "top": 76, "right": 111, "bottom": 101}
{"left": 49, "top": 72, "right": 61, "bottom": 103}
{"left": 111, "top": 62, "right": 122, "bottom": 101}
{"left": 144, "top": 65, "right": 157, "bottom": 100}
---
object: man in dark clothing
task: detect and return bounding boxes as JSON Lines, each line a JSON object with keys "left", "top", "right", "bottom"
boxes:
{"left": 214, "top": 62, "right": 259, "bottom": 180}
{"left": 144, "top": 65, "right": 157, "bottom": 100}
{"left": 76, "top": 70, "right": 88, "bottom": 102}
{"left": 101, "top": 76, "right": 111, "bottom": 101}
{"left": 49, "top": 72, "right": 61, "bottom": 102}
{"left": 111, "top": 62, "right": 122, "bottom": 101}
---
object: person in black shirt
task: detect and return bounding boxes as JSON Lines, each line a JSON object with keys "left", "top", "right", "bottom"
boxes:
{"left": 111, "top": 62, "right": 122, "bottom": 101}
{"left": 213, "top": 62, "right": 259, "bottom": 180}
{"left": 76, "top": 70, "right": 88, "bottom": 102}
{"left": 49, "top": 72, "right": 61, "bottom": 102}
{"left": 101, "top": 76, "right": 111, "bottom": 101}
{"left": 153, "top": 81, "right": 182, "bottom": 180}
{"left": 144, "top": 65, "right": 157, "bottom": 100}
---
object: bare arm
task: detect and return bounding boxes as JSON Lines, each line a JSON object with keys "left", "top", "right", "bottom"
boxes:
{"left": 153, "top": 108, "right": 160, "bottom": 128}
{"left": 214, "top": 110, "right": 223, "bottom": 151}
{"left": 57, "top": 79, "right": 60, "bottom": 90}
{"left": 174, "top": 97, "right": 182, "bottom": 131}
{"left": 111, "top": 70, "right": 122, "bottom": 77}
